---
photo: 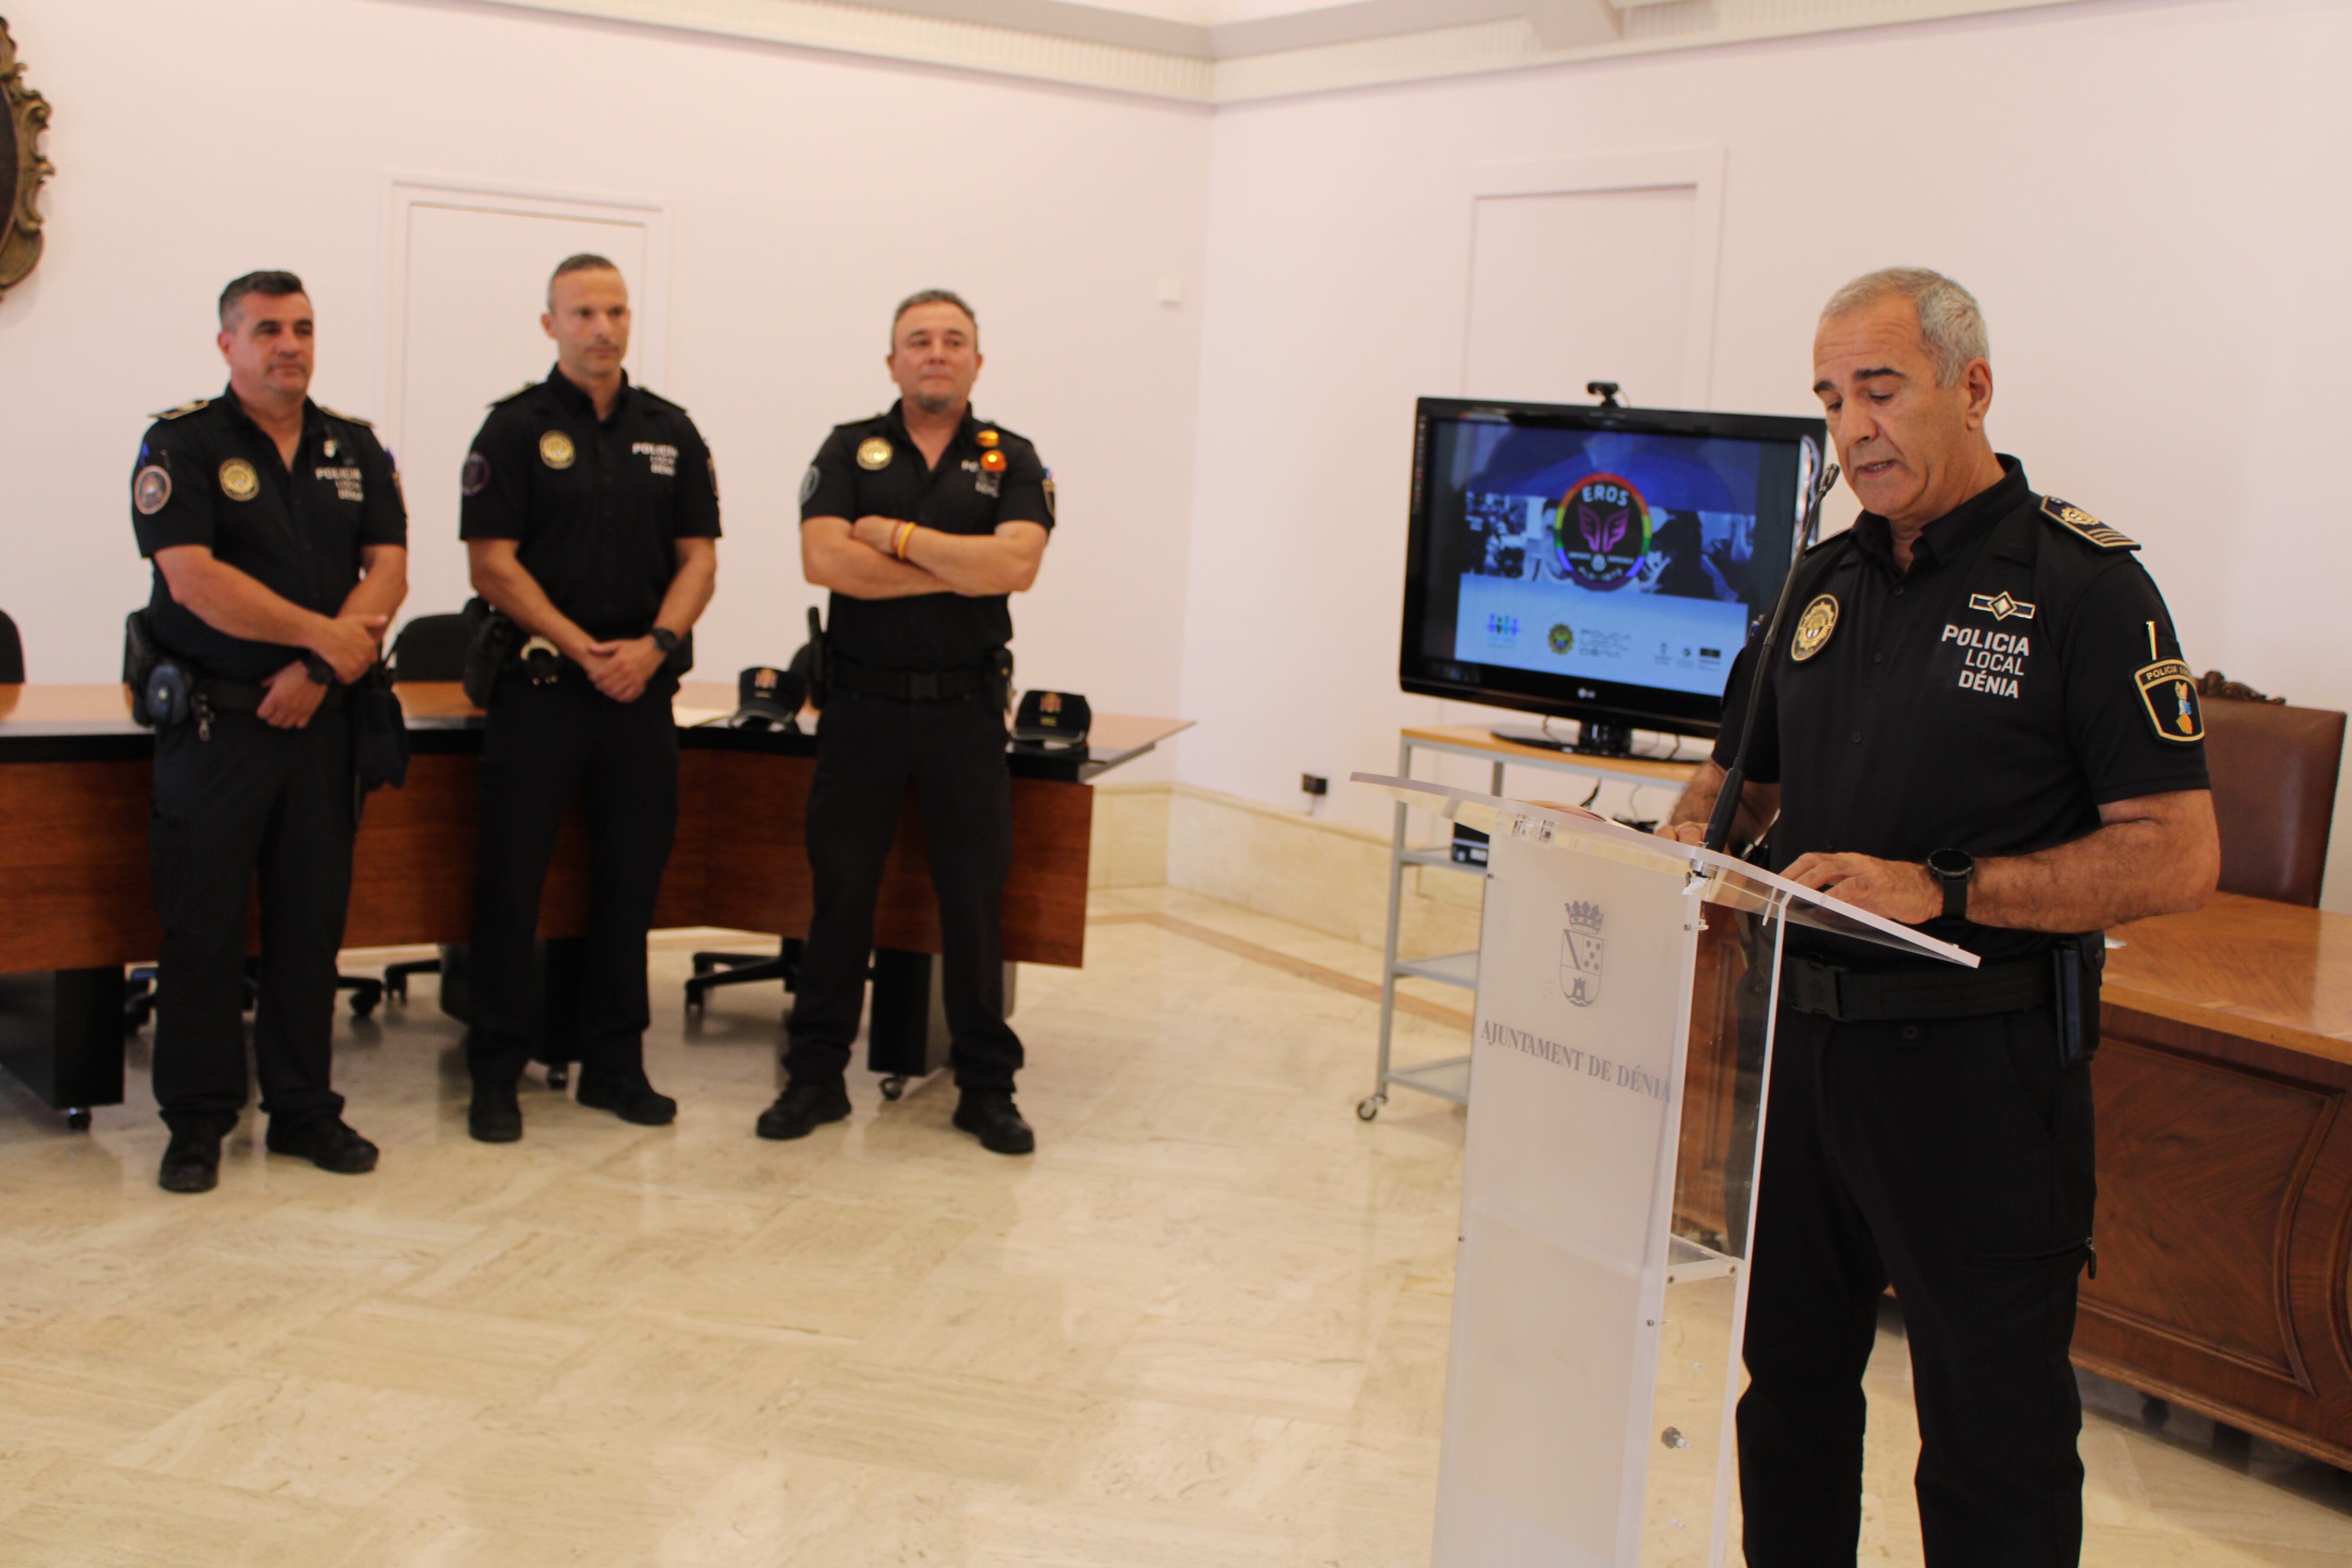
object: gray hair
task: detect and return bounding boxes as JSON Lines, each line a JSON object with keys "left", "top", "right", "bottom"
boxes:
{"left": 1820, "top": 267, "right": 1988, "bottom": 386}
{"left": 547, "top": 253, "right": 623, "bottom": 308}
{"left": 891, "top": 288, "right": 977, "bottom": 347}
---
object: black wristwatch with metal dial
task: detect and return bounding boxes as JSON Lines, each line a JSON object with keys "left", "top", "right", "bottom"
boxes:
{"left": 1926, "top": 848, "right": 1975, "bottom": 922}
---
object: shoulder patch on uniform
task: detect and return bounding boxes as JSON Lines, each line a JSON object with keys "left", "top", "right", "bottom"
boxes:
{"left": 2134, "top": 659, "right": 2204, "bottom": 743}
{"left": 148, "top": 397, "right": 213, "bottom": 421}
{"left": 2041, "top": 495, "right": 2138, "bottom": 551}
{"left": 313, "top": 404, "right": 374, "bottom": 429}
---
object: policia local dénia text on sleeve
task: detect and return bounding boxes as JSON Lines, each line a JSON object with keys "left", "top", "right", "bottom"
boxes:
{"left": 758, "top": 288, "right": 1054, "bottom": 1158}
{"left": 129, "top": 270, "right": 411, "bottom": 1195}
{"left": 1662, "top": 267, "right": 2219, "bottom": 1568}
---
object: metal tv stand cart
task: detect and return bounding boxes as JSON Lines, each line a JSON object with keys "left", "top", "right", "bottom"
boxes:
{"left": 1358, "top": 722, "right": 1699, "bottom": 1121}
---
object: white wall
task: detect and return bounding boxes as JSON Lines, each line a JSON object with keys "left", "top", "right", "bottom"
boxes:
{"left": 0, "top": 0, "right": 1210, "bottom": 767}
{"left": 1177, "top": 0, "right": 2352, "bottom": 908}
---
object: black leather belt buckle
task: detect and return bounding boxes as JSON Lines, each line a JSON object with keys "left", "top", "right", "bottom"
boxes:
{"left": 1787, "top": 959, "right": 1845, "bottom": 1021}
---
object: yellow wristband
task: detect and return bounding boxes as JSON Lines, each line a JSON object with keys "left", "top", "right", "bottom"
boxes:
{"left": 893, "top": 521, "right": 917, "bottom": 560}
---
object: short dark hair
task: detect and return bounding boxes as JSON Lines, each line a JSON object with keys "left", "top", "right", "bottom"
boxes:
{"left": 891, "top": 288, "right": 977, "bottom": 345}
{"left": 218, "top": 270, "right": 307, "bottom": 329}
{"left": 548, "top": 253, "right": 623, "bottom": 306}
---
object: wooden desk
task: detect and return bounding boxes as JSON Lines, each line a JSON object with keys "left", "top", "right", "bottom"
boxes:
{"left": 0, "top": 682, "right": 1187, "bottom": 1117}
{"left": 2083, "top": 892, "right": 2352, "bottom": 1468}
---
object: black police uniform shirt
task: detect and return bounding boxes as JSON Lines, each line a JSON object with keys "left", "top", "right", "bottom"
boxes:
{"left": 129, "top": 390, "right": 407, "bottom": 684}
{"left": 1715, "top": 457, "right": 2210, "bottom": 966}
{"left": 800, "top": 401, "right": 1053, "bottom": 671}
{"left": 459, "top": 368, "right": 721, "bottom": 640}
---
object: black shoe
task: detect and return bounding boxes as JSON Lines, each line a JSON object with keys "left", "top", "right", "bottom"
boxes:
{"left": 952, "top": 1091, "right": 1035, "bottom": 1156}
{"left": 468, "top": 1075, "right": 523, "bottom": 1144}
{"left": 266, "top": 1116, "right": 381, "bottom": 1174}
{"left": 158, "top": 1130, "right": 222, "bottom": 1194}
{"left": 756, "top": 1079, "right": 851, "bottom": 1141}
{"left": 576, "top": 1071, "right": 678, "bottom": 1126}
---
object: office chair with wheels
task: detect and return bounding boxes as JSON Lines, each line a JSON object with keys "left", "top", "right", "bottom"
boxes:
{"left": 378, "top": 612, "right": 473, "bottom": 1005}
{"left": 2197, "top": 670, "right": 2346, "bottom": 907}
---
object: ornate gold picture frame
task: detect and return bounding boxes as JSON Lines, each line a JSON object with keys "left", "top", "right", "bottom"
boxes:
{"left": 1, "top": 17, "right": 54, "bottom": 300}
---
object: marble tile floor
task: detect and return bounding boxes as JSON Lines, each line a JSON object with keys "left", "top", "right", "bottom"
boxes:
{"left": 0, "top": 886, "right": 2340, "bottom": 1564}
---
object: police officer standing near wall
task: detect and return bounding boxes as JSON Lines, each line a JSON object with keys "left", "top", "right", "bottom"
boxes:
{"left": 459, "top": 254, "right": 719, "bottom": 1142}
{"left": 757, "top": 289, "right": 1053, "bottom": 1155}
{"left": 130, "top": 271, "right": 409, "bottom": 1194}
{"left": 1661, "top": 268, "right": 2220, "bottom": 1566}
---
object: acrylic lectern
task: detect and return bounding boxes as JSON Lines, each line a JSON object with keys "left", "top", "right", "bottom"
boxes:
{"left": 1353, "top": 774, "right": 1973, "bottom": 1568}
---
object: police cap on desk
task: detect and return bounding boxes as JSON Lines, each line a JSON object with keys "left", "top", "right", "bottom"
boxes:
{"left": 1013, "top": 690, "right": 1090, "bottom": 747}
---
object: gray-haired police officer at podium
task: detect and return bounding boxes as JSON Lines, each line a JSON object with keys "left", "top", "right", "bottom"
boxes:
{"left": 130, "top": 270, "right": 409, "bottom": 1194}
{"left": 459, "top": 254, "right": 719, "bottom": 1142}
{"left": 1661, "top": 268, "right": 2219, "bottom": 1568}
{"left": 757, "top": 289, "right": 1052, "bottom": 1155}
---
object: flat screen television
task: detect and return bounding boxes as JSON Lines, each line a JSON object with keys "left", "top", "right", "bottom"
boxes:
{"left": 1399, "top": 395, "right": 1828, "bottom": 754}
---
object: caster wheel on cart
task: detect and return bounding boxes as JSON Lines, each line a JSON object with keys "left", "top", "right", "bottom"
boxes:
{"left": 547, "top": 1064, "right": 570, "bottom": 1091}
{"left": 1357, "top": 1095, "right": 1384, "bottom": 1122}
{"left": 66, "top": 1108, "right": 93, "bottom": 1132}
{"left": 879, "top": 1076, "right": 907, "bottom": 1102}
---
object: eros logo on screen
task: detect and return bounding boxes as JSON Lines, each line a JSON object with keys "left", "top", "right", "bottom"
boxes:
{"left": 1552, "top": 473, "right": 1651, "bottom": 592}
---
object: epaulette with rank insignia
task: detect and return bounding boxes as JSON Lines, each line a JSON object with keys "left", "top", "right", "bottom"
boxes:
{"left": 832, "top": 413, "right": 887, "bottom": 430}
{"left": 313, "top": 404, "right": 374, "bottom": 428}
{"left": 487, "top": 381, "right": 537, "bottom": 408}
{"left": 636, "top": 387, "right": 685, "bottom": 413}
{"left": 2041, "top": 495, "right": 2138, "bottom": 551}
{"left": 148, "top": 397, "right": 212, "bottom": 421}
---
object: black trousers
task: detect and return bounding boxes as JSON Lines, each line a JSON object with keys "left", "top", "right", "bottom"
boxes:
{"left": 785, "top": 689, "right": 1022, "bottom": 1093}
{"left": 148, "top": 704, "right": 355, "bottom": 1136}
{"left": 1738, "top": 1001, "right": 2097, "bottom": 1568}
{"left": 468, "top": 671, "right": 677, "bottom": 1084}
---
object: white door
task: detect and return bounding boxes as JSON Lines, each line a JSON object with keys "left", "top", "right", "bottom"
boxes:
{"left": 385, "top": 192, "right": 662, "bottom": 635}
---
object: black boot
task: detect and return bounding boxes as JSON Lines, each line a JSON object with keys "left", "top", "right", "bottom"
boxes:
{"left": 952, "top": 1090, "right": 1034, "bottom": 1156}
{"left": 469, "top": 1074, "right": 523, "bottom": 1144}
{"left": 158, "top": 1128, "right": 223, "bottom": 1194}
{"left": 266, "top": 1117, "right": 381, "bottom": 1175}
{"left": 576, "top": 1069, "right": 678, "bottom": 1126}
{"left": 756, "top": 1079, "right": 851, "bottom": 1141}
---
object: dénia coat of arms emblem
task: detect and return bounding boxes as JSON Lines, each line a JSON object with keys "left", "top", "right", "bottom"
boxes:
{"left": 1559, "top": 900, "right": 1605, "bottom": 1008}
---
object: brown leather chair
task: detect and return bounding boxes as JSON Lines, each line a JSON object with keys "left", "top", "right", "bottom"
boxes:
{"left": 2198, "top": 672, "right": 2346, "bottom": 907}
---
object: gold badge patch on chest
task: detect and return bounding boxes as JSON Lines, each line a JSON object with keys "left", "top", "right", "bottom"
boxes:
{"left": 538, "top": 430, "right": 576, "bottom": 470}
{"left": 2134, "top": 659, "right": 2204, "bottom": 743}
{"left": 1968, "top": 590, "right": 2036, "bottom": 622}
{"left": 857, "top": 436, "right": 894, "bottom": 471}
{"left": 1789, "top": 593, "right": 1840, "bottom": 662}
{"left": 218, "top": 458, "right": 259, "bottom": 502}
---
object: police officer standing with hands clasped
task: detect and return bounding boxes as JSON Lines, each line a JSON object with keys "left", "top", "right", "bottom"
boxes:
{"left": 757, "top": 289, "right": 1053, "bottom": 1155}
{"left": 130, "top": 271, "right": 409, "bottom": 1194}
{"left": 459, "top": 254, "right": 720, "bottom": 1142}
{"left": 1660, "top": 269, "right": 2219, "bottom": 1566}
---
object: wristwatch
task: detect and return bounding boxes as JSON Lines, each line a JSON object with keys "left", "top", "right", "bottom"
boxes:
{"left": 1926, "top": 848, "right": 1975, "bottom": 922}
{"left": 302, "top": 652, "right": 335, "bottom": 686}
{"left": 648, "top": 628, "right": 681, "bottom": 657}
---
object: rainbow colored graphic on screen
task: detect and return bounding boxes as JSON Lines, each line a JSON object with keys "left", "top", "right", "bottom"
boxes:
{"left": 1551, "top": 473, "right": 1652, "bottom": 591}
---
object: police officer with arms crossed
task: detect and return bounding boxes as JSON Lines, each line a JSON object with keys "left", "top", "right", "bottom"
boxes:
{"left": 130, "top": 270, "right": 408, "bottom": 1194}
{"left": 757, "top": 289, "right": 1051, "bottom": 1155}
{"left": 1660, "top": 268, "right": 2220, "bottom": 1567}
{"left": 459, "top": 254, "right": 719, "bottom": 1142}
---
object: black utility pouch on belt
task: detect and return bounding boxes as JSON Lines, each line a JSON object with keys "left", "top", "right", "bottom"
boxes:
{"left": 2054, "top": 932, "right": 2106, "bottom": 1068}
{"left": 352, "top": 664, "right": 410, "bottom": 795}
{"left": 460, "top": 596, "right": 518, "bottom": 708}
{"left": 122, "top": 609, "right": 191, "bottom": 730}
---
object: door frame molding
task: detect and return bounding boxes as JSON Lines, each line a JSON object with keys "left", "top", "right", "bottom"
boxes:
{"left": 1448, "top": 146, "right": 1726, "bottom": 408}
{"left": 377, "top": 175, "right": 672, "bottom": 460}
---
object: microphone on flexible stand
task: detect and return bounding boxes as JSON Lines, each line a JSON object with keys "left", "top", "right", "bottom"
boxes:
{"left": 1703, "top": 461, "right": 1840, "bottom": 854}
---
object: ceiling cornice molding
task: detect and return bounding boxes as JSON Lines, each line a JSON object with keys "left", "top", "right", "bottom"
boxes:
{"left": 416, "top": 0, "right": 2108, "bottom": 104}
